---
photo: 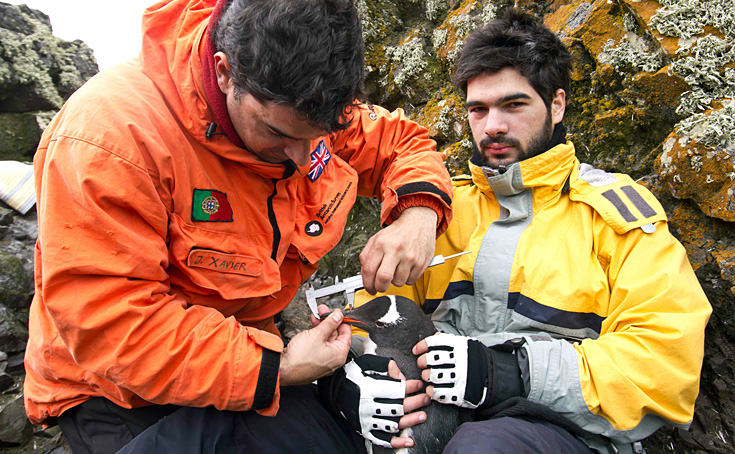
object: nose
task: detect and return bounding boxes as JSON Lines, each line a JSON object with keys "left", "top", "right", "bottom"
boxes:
{"left": 283, "top": 139, "right": 311, "bottom": 167}
{"left": 482, "top": 110, "right": 509, "bottom": 137}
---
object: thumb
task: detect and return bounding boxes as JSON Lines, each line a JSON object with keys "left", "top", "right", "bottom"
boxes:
{"left": 312, "top": 309, "right": 343, "bottom": 337}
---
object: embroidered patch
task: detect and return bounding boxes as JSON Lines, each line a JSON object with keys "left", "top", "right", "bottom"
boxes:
{"left": 308, "top": 140, "right": 331, "bottom": 182}
{"left": 305, "top": 220, "right": 323, "bottom": 237}
{"left": 187, "top": 249, "right": 262, "bottom": 276}
{"left": 192, "top": 189, "right": 233, "bottom": 222}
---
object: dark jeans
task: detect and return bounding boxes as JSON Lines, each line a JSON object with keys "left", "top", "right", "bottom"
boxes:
{"left": 444, "top": 416, "right": 594, "bottom": 454}
{"left": 58, "top": 385, "right": 366, "bottom": 454}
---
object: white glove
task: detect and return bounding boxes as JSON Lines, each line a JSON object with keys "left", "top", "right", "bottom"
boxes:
{"left": 424, "top": 333, "right": 490, "bottom": 409}
{"left": 334, "top": 354, "right": 406, "bottom": 447}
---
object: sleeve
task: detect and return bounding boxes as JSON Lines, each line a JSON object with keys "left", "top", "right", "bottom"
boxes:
{"left": 330, "top": 102, "right": 453, "bottom": 234}
{"left": 35, "top": 137, "right": 282, "bottom": 414}
{"left": 519, "top": 221, "right": 711, "bottom": 442}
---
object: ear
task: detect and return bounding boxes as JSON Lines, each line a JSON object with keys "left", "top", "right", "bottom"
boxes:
{"left": 213, "top": 51, "right": 232, "bottom": 95}
{"left": 550, "top": 88, "right": 566, "bottom": 126}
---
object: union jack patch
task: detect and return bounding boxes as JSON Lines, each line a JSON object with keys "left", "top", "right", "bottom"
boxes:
{"left": 308, "top": 140, "right": 331, "bottom": 182}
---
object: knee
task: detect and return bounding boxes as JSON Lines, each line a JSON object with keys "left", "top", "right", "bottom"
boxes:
{"left": 443, "top": 418, "right": 521, "bottom": 454}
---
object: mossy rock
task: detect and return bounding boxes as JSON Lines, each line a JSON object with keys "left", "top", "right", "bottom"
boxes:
{"left": 0, "top": 251, "right": 33, "bottom": 309}
{"left": 0, "top": 111, "right": 53, "bottom": 160}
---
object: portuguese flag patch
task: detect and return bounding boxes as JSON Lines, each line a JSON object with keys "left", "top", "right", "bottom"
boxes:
{"left": 192, "top": 189, "right": 233, "bottom": 222}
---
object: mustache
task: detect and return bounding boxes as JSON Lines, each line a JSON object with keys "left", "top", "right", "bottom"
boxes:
{"left": 479, "top": 135, "right": 521, "bottom": 148}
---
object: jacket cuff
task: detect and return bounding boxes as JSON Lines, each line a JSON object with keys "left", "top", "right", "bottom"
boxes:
{"left": 252, "top": 348, "right": 280, "bottom": 410}
{"left": 485, "top": 347, "right": 524, "bottom": 408}
{"left": 386, "top": 194, "right": 448, "bottom": 235}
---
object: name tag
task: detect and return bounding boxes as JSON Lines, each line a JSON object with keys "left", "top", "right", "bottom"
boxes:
{"left": 187, "top": 249, "right": 262, "bottom": 277}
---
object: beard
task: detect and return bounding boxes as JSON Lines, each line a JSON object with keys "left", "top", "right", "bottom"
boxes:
{"left": 475, "top": 109, "right": 553, "bottom": 169}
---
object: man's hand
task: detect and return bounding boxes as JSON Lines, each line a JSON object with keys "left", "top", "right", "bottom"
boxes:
{"left": 360, "top": 206, "right": 437, "bottom": 294}
{"left": 319, "top": 353, "right": 430, "bottom": 449}
{"left": 413, "top": 333, "right": 491, "bottom": 409}
{"left": 279, "top": 308, "right": 352, "bottom": 386}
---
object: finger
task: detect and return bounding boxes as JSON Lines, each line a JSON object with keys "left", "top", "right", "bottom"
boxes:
{"left": 421, "top": 368, "right": 431, "bottom": 382}
{"left": 416, "top": 353, "right": 427, "bottom": 369}
{"left": 398, "top": 409, "right": 427, "bottom": 430}
{"left": 312, "top": 309, "right": 343, "bottom": 339}
{"left": 373, "top": 255, "right": 400, "bottom": 294}
{"left": 412, "top": 339, "right": 428, "bottom": 356}
{"left": 425, "top": 385, "right": 435, "bottom": 398}
{"left": 311, "top": 304, "right": 332, "bottom": 327}
{"left": 403, "top": 393, "right": 430, "bottom": 414}
{"left": 404, "top": 379, "right": 425, "bottom": 395}
{"left": 390, "top": 259, "right": 413, "bottom": 288}
{"left": 333, "top": 322, "right": 352, "bottom": 345}
{"left": 359, "top": 239, "right": 379, "bottom": 294}
{"left": 387, "top": 360, "right": 406, "bottom": 381}
{"left": 405, "top": 254, "right": 431, "bottom": 286}
{"left": 390, "top": 435, "right": 415, "bottom": 449}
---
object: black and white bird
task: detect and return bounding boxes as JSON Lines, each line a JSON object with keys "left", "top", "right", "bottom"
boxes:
{"left": 344, "top": 295, "right": 470, "bottom": 454}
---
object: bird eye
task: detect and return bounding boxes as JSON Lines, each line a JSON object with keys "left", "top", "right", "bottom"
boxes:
{"left": 375, "top": 321, "right": 385, "bottom": 327}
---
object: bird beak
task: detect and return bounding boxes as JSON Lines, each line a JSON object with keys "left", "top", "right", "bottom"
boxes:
{"left": 318, "top": 313, "right": 368, "bottom": 327}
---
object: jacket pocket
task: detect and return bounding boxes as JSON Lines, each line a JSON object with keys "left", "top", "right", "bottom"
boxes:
{"left": 168, "top": 214, "right": 282, "bottom": 300}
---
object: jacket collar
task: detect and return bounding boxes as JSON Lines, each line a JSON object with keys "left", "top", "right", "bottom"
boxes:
{"left": 469, "top": 141, "right": 578, "bottom": 203}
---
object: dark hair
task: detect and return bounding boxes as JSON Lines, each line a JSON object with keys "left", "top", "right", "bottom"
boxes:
{"left": 212, "top": 0, "right": 365, "bottom": 132}
{"left": 452, "top": 9, "right": 573, "bottom": 107}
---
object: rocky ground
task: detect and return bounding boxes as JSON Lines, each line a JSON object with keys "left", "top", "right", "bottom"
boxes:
{"left": 2, "top": 0, "right": 735, "bottom": 453}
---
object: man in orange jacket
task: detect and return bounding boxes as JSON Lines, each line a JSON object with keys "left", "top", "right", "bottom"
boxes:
{"left": 25, "top": 0, "right": 452, "bottom": 452}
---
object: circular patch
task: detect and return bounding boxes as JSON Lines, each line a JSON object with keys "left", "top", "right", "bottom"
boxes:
{"left": 369, "top": 112, "right": 378, "bottom": 121}
{"left": 201, "top": 196, "right": 220, "bottom": 215}
{"left": 305, "top": 220, "right": 323, "bottom": 237}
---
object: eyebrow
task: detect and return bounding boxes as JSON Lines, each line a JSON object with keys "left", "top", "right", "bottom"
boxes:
{"left": 266, "top": 124, "right": 301, "bottom": 141}
{"left": 466, "top": 92, "right": 533, "bottom": 109}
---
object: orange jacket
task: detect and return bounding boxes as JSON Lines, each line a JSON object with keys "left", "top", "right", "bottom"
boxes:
{"left": 24, "top": 0, "right": 452, "bottom": 425}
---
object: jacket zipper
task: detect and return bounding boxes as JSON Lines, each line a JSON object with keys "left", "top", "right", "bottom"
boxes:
{"left": 267, "top": 163, "right": 297, "bottom": 261}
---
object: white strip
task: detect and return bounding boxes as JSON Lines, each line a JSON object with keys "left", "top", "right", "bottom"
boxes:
{"left": 377, "top": 295, "right": 405, "bottom": 326}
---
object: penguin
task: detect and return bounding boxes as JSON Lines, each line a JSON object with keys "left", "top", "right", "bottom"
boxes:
{"left": 344, "top": 295, "right": 471, "bottom": 454}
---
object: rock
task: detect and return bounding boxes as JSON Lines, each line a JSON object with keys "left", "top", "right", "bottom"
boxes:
{"left": 0, "top": 111, "right": 54, "bottom": 161}
{"left": 0, "top": 1, "right": 98, "bottom": 162}
{"left": 0, "top": 395, "right": 33, "bottom": 446}
{"left": 0, "top": 252, "right": 34, "bottom": 310}
{"left": 657, "top": 120, "right": 735, "bottom": 223}
{"left": 0, "top": 304, "right": 29, "bottom": 354}
{"left": 0, "top": 373, "right": 13, "bottom": 393}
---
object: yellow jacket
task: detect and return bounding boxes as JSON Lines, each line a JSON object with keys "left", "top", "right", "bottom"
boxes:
{"left": 383, "top": 142, "right": 710, "bottom": 445}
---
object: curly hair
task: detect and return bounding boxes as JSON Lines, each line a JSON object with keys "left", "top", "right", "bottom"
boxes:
{"left": 452, "top": 8, "right": 573, "bottom": 108}
{"left": 212, "top": 0, "right": 365, "bottom": 132}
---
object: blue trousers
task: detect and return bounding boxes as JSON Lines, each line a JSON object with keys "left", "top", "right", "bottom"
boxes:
{"left": 444, "top": 416, "right": 594, "bottom": 454}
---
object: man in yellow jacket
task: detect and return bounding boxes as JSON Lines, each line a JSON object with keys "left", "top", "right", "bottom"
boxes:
{"left": 365, "top": 9, "right": 711, "bottom": 454}
{"left": 25, "top": 0, "right": 451, "bottom": 452}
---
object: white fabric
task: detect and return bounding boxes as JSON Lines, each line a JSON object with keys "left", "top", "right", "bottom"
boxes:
{"left": 344, "top": 360, "right": 405, "bottom": 447}
{"left": 424, "top": 333, "right": 477, "bottom": 409}
{"left": 0, "top": 161, "right": 35, "bottom": 214}
{"left": 577, "top": 163, "right": 619, "bottom": 188}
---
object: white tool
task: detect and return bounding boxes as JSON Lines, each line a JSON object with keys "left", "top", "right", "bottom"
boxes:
{"left": 304, "top": 251, "right": 471, "bottom": 318}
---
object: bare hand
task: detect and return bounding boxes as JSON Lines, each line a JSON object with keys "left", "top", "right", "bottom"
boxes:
{"left": 279, "top": 309, "right": 352, "bottom": 386}
{"left": 360, "top": 206, "right": 437, "bottom": 294}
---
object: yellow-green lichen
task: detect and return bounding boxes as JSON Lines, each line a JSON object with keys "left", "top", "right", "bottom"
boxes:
{"left": 384, "top": 32, "right": 427, "bottom": 88}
